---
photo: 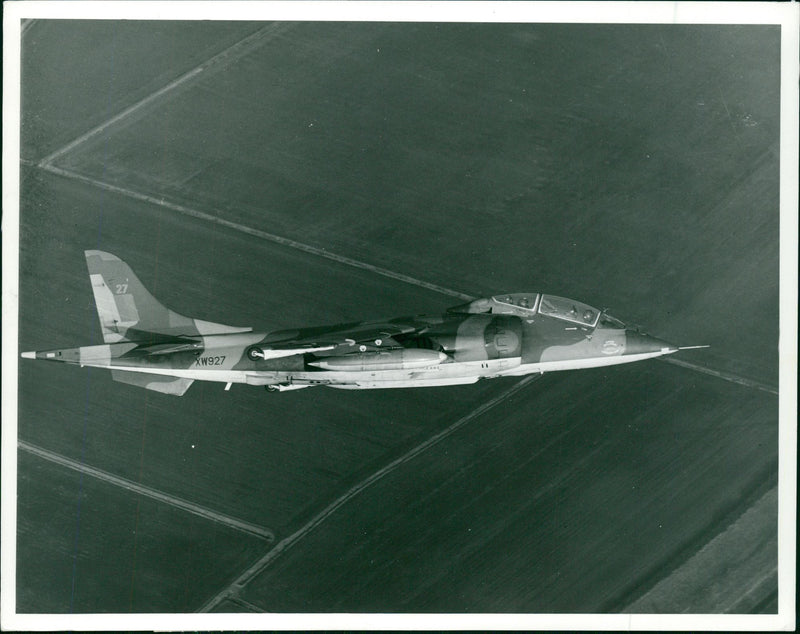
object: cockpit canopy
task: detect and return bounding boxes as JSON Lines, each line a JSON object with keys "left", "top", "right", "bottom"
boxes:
{"left": 537, "top": 294, "right": 598, "bottom": 327}
{"left": 448, "top": 292, "right": 618, "bottom": 329}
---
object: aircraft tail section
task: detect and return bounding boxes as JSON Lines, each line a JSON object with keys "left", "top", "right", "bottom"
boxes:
{"left": 84, "top": 250, "right": 251, "bottom": 343}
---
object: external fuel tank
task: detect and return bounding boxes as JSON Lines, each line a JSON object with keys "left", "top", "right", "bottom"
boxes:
{"left": 308, "top": 348, "right": 448, "bottom": 371}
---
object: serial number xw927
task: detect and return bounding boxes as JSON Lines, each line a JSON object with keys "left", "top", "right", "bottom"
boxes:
{"left": 195, "top": 355, "right": 226, "bottom": 367}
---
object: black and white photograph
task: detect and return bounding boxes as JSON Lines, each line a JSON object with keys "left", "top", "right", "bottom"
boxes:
{"left": 2, "top": 2, "right": 797, "bottom": 630}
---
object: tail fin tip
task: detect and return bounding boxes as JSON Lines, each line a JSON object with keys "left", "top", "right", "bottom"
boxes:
{"left": 85, "top": 250, "right": 120, "bottom": 261}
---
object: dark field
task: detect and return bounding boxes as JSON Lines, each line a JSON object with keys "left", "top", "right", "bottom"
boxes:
{"left": 240, "top": 362, "right": 777, "bottom": 612}
{"left": 16, "top": 452, "right": 266, "bottom": 613}
{"left": 15, "top": 19, "right": 780, "bottom": 615}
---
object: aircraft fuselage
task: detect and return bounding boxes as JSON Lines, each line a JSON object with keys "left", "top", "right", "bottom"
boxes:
{"left": 24, "top": 271, "right": 679, "bottom": 395}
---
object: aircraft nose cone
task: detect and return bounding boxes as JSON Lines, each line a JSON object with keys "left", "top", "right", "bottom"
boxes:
{"left": 625, "top": 331, "right": 678, "bottom": 356}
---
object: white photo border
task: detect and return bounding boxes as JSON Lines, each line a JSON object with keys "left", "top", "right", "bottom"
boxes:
{"left": 3, "top": 2, "right": 797, "bottom": 631}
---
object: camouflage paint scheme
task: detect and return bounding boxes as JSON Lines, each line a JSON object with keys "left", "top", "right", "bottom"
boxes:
{"left": 21, "top": 251, "right": 679, "bottom": 395}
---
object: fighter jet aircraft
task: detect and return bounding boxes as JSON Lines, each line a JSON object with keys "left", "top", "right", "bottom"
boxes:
{"left": 21, "top": 250, "right": 689, "bottom": 395}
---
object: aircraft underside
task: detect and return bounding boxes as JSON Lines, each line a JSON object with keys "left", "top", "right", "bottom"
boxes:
{"left": 92, "top": 349, "right": 671, "bottom": 392}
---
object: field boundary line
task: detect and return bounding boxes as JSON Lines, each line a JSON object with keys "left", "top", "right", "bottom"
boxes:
{"left": 37, "top": 23, "right": 291, "bottom": 168}
{"left": 18, "top": 439, "right": 275, "bottom": 541}
{"left": 40, "top": 164, "right": 473, "bottom": 300}
{"left": 225, "top": 595, "right": 267, "bottom": 613}
{"left": 196, "top": 374, "right": 541, "bottom": 612}
{"left": 659, "top": 357, "right": 778, "bottom": 396}
{"left": 723, "top": 564, "right": 778, "bottom": 613}
{"left": 21, "top": 19, "right": 37, "bottom": 37}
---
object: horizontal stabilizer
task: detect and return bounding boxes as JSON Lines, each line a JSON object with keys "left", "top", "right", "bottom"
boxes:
{"left": 111, "top": 370, "right": 194, "bottom": 396}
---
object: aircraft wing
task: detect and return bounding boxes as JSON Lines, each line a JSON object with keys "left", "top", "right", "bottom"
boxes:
{"left": 137, "top": 340, "right": 204, "bottom": 355}
{"left": 317, "top": 322, "right": 418, "bottom": 344}
{"left": 255, "top": 321, "right": 420, "bottom": 358}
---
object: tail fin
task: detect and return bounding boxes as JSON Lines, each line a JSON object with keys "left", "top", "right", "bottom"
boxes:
{"left": 84, "top": 250, "right": 251, "bottom": 343}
